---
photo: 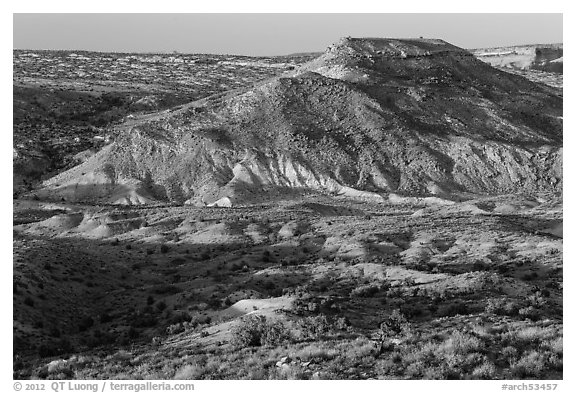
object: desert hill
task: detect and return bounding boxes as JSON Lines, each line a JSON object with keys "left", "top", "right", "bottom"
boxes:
{"left": 36, "top": 38, "right": 563, "bottom": 206}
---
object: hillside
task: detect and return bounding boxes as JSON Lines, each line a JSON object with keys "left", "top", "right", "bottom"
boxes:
{"left": 36, "top": 38, "right": 562, "bottom": 206}
{"left": 13, "top": 50, "right": 316, "bottom": 195}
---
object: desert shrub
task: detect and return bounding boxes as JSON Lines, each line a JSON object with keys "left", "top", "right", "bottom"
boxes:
{"left": 513, "top": 326, "right": 559, "bottom": 349}
{"left": 510, "top": 351, "right": 546, "bottom": 378}
{"left": 174, "top": 364, "right": 203, "bottom": 380}
{"left": 344, "top": 337, "right": 379, "bottom": 361}
{"left": 351, "top": 283, "right": 381, "bottom": 298}
{"left": 166, "top": 323, "right": 185, "bottom": 335}
{"left": 539, "top": 288, "right": 551, "bottom": 297}
{"left": 375, "top": 355, "right": 405, "bottom": 378}
{"left": 24, "top": 297, "right": 35, "bottom": 307}
{"left": 502, "top": 301, "right": 520, "bottom": 316}
{"left": 186, "top": 315, "right": 211, "bottom": 329}
{"left": 304, "top": 301, "right": 319, "bottom": 313}
{"left": 485, "top": 298, "right": 504, "bottom": 314}
{"left": 230, "top": 315, "right": 266, "bottom": 348}
{"left": 230, "top": 315, "right": 291, "bottom": 348}
{"left": 283, "top": 285, "right": 311, "bottom": 299}
{"left": 547, "top": 353, "right": 563, "bottom": 372}
{"left": 264, "top": 320, "right": 292, "bottom": 346}
{"left": 289, "top": 344, "right": 340, "bottom": 364}
{"left": 156, "top": 301, "right": 167, "bottom": 312}
{"left": 500, "top": 346, "right": 519, "bottom": 365}
{"left": 527, "top": 292, "right": 547, "bottom": 308}
{"left": 442, "top": 331, "right": 484, "bottom": 355}
{"left": 380, "top": 310, "right": 411, "bottom": 337}
{"left": 319, "top": 296, "right": 336, "bottom": 310}
{"left": 385, "top": 286, "right": 404, "bottom": 298}
{"left": 518, "top": 306, "right": 540, "bottom": 321}
{"left": 485, "top": 298, "right": 519, "bottom": 316}
{"left": 160, "top": 244, "right": 170, "bottom": 254}
{"left": 167, "top": 312, "right": 192, "bottom": 325}
{"left": 45, "top": 359, "right": 74, "bottom": 378}
{"left": 547, "top": 337, "right": 563, "bottom": 355}
{"left": 272, "top": 364, "right": 308, "bottom": 380}
{"left": 331, "top": 317, "right": 349, "bottom": 332}
{"left": 298, "top": 315, "right": 332, "bottom": 339}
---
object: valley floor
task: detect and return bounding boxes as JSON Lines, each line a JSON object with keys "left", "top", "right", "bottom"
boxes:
{"left": 13, "top": 192, "right": 562, "bottom": 379}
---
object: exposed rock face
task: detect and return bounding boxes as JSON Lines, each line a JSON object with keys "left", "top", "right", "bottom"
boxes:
{"left": 473, "top": 44, "right": 563, "bottom": 73}
{"left": 38, "top": 38, "right": 563, "bottom": 205}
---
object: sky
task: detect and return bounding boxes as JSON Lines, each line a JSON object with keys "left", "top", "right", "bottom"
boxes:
{"left": 13, "top": 13, "right": 563, "bottom": 56}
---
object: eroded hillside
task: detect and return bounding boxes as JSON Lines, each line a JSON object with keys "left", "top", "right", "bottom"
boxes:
{"left": 36, "top": 38, "right": 562, "bottom": 206}
{"left": 13, "top": 51, "right": 316, "bottom": 195}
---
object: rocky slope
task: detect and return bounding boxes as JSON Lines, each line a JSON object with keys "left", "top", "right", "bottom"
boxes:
{"left": 36, "top": 38, "right": 563, "bottom": 206}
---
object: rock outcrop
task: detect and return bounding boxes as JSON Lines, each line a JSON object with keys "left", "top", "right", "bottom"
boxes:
{"left": 473, "top": 44, "right": 563, "bottom": 73}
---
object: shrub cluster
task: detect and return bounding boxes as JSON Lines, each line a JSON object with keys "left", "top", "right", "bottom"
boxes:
{"left": 380, "top": 309, "right": 411, "bottom": 337}
{"left": 230, "top": 315, "right": 291, "bottom": 348}
{"left": 485, "top": 298, "right": 520, "bottom": 316}
{"left": 350, "top": 283, "right": 381, "bottom": 298}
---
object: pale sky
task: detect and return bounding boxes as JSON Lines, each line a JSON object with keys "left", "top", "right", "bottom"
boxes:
{"left": 13, "top": 13, "right": 562, "bottom": 56}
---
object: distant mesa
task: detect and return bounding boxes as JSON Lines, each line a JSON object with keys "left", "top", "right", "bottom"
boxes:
{"left": 36, "top": 37, "right": 563, "bottom": 206}
{"left": 472, "top": 43, "right": 563, "bottom": 73}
